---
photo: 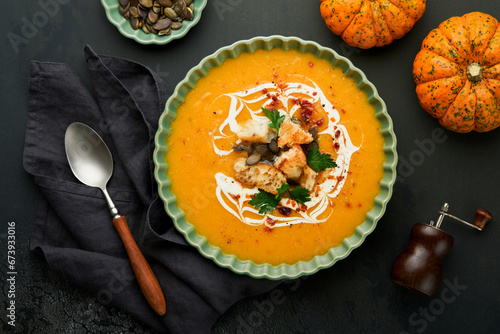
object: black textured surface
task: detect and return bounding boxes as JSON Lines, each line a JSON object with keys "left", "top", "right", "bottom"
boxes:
{"left": 1, "top": 1, "right": 500, "bottom": 333}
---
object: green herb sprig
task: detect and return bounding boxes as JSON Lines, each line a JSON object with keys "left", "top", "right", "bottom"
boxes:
{"left": 307, "top": 146, "right": 337, "bottom": 172}
{"left": 262, "top": 107, "right": 285, "bottom": 131}
{"left": 249, "top": 183, "right": 311, "bottom": 214}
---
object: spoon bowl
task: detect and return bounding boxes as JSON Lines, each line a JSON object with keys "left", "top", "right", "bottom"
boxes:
{"left": 65, "top": 123, "right": 113, "bottom": 190}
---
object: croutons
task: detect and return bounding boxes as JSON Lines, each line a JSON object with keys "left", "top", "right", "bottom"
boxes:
{"left": 277, "top": 119, "right": 313, "bottom": 148}
{"left": 235, "top": 119, "right": 275, "bottom": 143}
{"left": 234, "top": 158, "right": 286, "bottom": 195}
{"left": 299, "top": 165, "right": 317, "bottom": 192}
{"left": 274, "top": 144, "right": 307, "bottom": 181}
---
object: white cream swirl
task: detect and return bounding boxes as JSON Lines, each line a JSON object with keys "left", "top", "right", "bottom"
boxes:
{"left": 211, "top": 79, "right": 359, "bottom": 228}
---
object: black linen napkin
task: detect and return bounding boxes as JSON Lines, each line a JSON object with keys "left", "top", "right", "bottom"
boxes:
{"left": 24, "top": 45, "right": 280, "bottom": 334}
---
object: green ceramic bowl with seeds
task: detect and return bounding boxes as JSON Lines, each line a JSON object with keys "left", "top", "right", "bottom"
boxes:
{"left": 101, "top": 0, "right": 207, "bottom": 45}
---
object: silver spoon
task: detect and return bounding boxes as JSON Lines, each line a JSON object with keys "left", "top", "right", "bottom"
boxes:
{"left": 64, "top": 122, "right": 166, "bottom": 316}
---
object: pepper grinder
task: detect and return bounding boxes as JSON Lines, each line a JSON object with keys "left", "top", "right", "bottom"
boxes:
{"left": 391, "top": 203, "right": 492, "bottom": 296}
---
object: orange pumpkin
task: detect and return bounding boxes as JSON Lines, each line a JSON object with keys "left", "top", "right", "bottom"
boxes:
{"left": 413, "top": 12, "right": 500, "bottom": 133}
{"left": 319, "top": 0, "right": 426, "bottom": 49}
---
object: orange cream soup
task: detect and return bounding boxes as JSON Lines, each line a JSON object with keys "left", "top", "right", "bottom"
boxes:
{"left": 166, "top": 48, "right": 385, "bottom": 265}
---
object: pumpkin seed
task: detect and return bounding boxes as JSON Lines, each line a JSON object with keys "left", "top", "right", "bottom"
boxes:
{"left": 129, "top": 16, "right": 140, "bottom": 29}
{"left": 185, "top": 0, "right": 193, "bottom": 6}
{"left": 129, "top": 6, "right": 140, "bottom": 18}
{"left": 253, "top": 144, "right": 269, "bottom": 155}
{"left": 233, "top": 144, "right": 250, "bottom": 152}
{"left": 171, "top": 21, "right": 182, "bottom": 30}
{"left": 309, "top": 126, "right": 318, "bottom": 140}
{"left": 303, "top": 141, "right": 318, "bottom": 155}
{"left": 147, "top": 10, "right": 159, "bottom": 24}
{"left": 246, "top": 153, "right": 262, "bottom": 166}
{"left": 268, "top": 140, "right": 280, "bottom": 154}
{"left": 185, "top": 7, "right": 193, "bottom": 20}
{"left": 137, "top": 5, "right": 149, "bottom": 19}
{"left": 142, "top": 24, "right": 150, "bottom": 34}
{"left": 119, "top": 0, "right": 129, "bottom": 7}
{"left": 173, "top": 0, "right": 185, "bottom": 16}
{"left": 139, "top": 0, "right": 153, "bottom": 8}
{"left": 153, "top": 17, "right": 172, "bottom": 30}
{"left": 119, "top": 3, "right": 130, "bottom": 15}
{"left": 158, "top": 27, "right": 171, "bottom": 35}
{"left": 163, "top": 7, "right": 177, "bottom": 20}
{"left": 157, "top": 0, "right": 172, "bottom": 6}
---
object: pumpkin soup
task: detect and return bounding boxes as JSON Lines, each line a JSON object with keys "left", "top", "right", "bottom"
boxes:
{"left": 166, "top": 48, "right": 385, "bottom": 265}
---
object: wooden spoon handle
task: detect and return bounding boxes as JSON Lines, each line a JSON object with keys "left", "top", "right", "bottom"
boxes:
{"left": 112, "top": 216, "right": 166, "bottom": 316}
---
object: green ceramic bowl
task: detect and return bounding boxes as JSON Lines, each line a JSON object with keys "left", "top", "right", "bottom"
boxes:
{"left": 100, "top": 0, "right": 207, "bottom": 45}
{"left": 154, "top": 36, "right": 397, "bottom": 279}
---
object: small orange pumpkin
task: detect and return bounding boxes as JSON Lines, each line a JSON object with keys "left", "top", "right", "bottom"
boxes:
{"left": 319, "top": 0, "right": 426, "bottom": 49}
{"left": 413, "top": 12, "right": 500, "bottom": 133}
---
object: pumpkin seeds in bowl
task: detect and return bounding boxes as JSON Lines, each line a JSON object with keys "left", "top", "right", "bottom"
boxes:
{"left": 101, "top": 0, "right": 207, "bottom": 44}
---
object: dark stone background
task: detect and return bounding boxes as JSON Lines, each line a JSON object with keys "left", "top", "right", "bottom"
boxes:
{"left": 1, "top": 1, "right": 499, "bottom": 333}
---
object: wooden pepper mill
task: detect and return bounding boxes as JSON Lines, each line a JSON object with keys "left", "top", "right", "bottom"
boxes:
{"left": 391, "top": 203, "right": 492, "bottom": 296}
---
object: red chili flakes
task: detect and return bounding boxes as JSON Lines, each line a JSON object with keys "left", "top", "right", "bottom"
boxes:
{"left": 358, "top": 203, "right": 362, "bottom": 208}
{"left": 278, "top": 206, "right": 291, "bottom": 216}
{"left": 262, "top": 88, "right": 268, "bottom": 94}
{"left": 300, "top": 205, "right": 308, "bottom": 212}
{"left": 266, "top": 217, "right": 276, "bottom": 226}
{"left": 314, "top": 118, "right": 324, "bottom": 126}
{"left": 341, "top": 108, "right": 346, "bottom": 114}
{"left": 300, "top": 99, "right": 315, "bottom": 122}
{"left": 265, "top": 104, "right": 275, "bottom": 112}
{"left": 300, "top": 99, "right": 315, "bottom": 110}
{"left": 346, "top": 202, "right": 352, "bottom": 208}
{"left": 308, "top": 61, "right": 314, "bottom": 67}
{"left": 230, "top": 194, "right": 240, "bottom": 201}
{"left": 278, "top": 83, "right": 288, "bottom": 90}
{"left": 335, "top": 130, "right": 341, "bottom": 138}
{"left": 312, "top": 91, "right": 318, "bottom": 96}
{"left": 334, "top": 142, "right": 340, "bottom": 151}
{"left": 264, "top": 226, "right": 273, "bottom": 233}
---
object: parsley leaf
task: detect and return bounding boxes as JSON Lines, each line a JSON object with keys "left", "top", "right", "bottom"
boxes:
{"left": 307, "top": 146, "right": 337, "bottom": 172}
{"left": 248, "top": 184, "right": 311, "bottom": 214}
{"left": 288, "top": 186, "right": 311, "bottom": 205}
{"left": 248, "top": 190, "right": 280, "bottom": 214}
{"left": 275, "top": 183, "right": 289, "bottom": 199}
{"left": 262, "top": 107, "right": 285, "bottom": 131}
